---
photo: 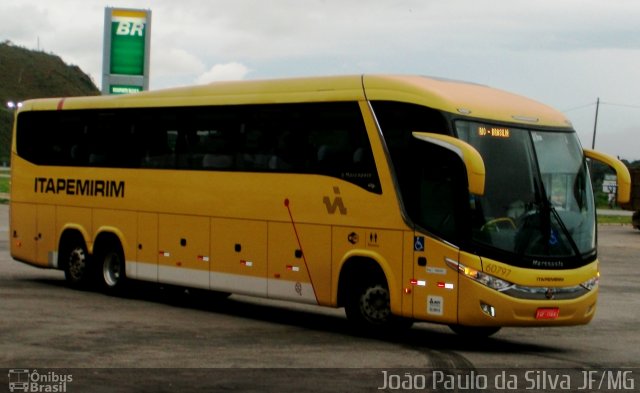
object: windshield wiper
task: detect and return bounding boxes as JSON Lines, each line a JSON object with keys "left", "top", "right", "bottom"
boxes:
{"left": 548, "top": 202, "right": 583, "bottom": 263}
{"left": 535, "top": 177, "right": 582, "bottom": 262}
{"left": 515, "top": 181, "right": 546, "bottom": 258}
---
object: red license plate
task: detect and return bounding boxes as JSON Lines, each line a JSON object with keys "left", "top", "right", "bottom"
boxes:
{"left": 536, "top": 308, "right": 560, "bottom": 320}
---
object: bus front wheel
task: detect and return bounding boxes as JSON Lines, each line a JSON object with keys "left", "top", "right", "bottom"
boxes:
{"left": 345, "top": 279, "right": 412, "bottom": 333}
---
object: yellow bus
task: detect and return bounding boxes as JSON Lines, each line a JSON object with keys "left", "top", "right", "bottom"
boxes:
{"left": 9, "top": 75, "right": 631, "bottom": 336}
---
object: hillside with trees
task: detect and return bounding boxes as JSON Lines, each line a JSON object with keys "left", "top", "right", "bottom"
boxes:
{"left": 0, "top": 41, "right": 99, "bottom": 165}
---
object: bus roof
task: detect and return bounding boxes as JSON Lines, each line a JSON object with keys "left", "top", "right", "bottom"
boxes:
{"left": 20, "top": 74, "right": 572, "bottom": 129}
{"left": 363, "top": 75, "right": 572, "bottom": 128}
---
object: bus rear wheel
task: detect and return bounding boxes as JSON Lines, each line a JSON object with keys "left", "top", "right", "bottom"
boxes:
{"left": 62, "top": 237, "right": 93, "bottom": 288}
{"left": 96, "top": 241, "right": 127, "bottom": 294}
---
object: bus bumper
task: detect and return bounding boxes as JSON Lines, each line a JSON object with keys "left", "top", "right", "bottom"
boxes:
{"left": 457, "top": 277, "right": 598, "bottom": 327}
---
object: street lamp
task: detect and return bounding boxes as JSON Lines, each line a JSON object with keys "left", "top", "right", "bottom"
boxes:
{"left": 6, "top": 101, "right": 23, "bottom": 111}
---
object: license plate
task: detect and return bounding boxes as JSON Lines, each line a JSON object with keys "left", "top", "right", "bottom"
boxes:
{"left": 536, "top": 308, "right": 560, "bottom": 320}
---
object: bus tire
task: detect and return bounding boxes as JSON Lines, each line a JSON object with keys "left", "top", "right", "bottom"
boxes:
{"left": 449, "top": 324, "right": 501, "bottom": 338}
{"left": 96, "top": 239, "right": 127, "bottom": 294}
{"left": 345, "top": 276, "right": 412, "bottom": 333}
{"left": 60, "top": 234, "right": 93, "bottom": 288}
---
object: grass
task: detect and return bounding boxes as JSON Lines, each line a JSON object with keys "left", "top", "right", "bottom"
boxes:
{"left": 597, "top": 215, "right": 632, "bottom": 225}
{"left": 0, "top": 173, "right": 9, "bottom": 204}
{"left": 0, "top": 175, "right": 9, "bottom": 193}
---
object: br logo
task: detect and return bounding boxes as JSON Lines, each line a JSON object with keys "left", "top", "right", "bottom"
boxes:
{"left": 323, "top": 187, "right": 347, "bottom": 215}
{"left": 116, "top": 21, "right": 145, "bottom": 36}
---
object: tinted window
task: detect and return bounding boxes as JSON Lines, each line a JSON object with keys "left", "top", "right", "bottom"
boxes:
{"left": 371, "top": 101, "right": 451, "bottom": 223}
{"left": 405, "top": 143, "right": 469, "bottom": 242}
{"left": 16, "top": 102, "right": 381, "bottom": 193}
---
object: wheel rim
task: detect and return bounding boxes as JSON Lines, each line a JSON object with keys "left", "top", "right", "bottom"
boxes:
{"left": 359, "top": 284, "right": 391, "bottom": 324}
{"left": 68, "top": 247, "right": 86, "bottom": 281}
{"left": 103, "top": 252, "right": 121, "bottom": 287}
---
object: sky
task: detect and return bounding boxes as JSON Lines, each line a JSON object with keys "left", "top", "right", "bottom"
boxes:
{"left": 1, "top": 0, "right": 639, "bottom": 161}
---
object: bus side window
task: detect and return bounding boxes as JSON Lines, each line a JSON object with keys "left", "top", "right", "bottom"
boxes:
{"left": 414, "top": 144, "right": 469, "bottom": 242}
{"left": 15, "top": 103, "right": 381, "bottom": 193}
{"left": 371, "top": 101, "right": 451, "bottom": 218}
{"left": 141, "top": 128, "right": 175, "bottom": 169}
{"left": 315, "top": 128, "right": 351, "bottom": 173}
{"left": 268, "top": 129, "right": 311, "bottom": 172}
{"left": 237, "top": 127, "right": 270, "bottom": 170}
{"left": 173, "top": 129, "right": 200, "bottom": 169}
{"left": 202, "top": 129, "right": 235, "bottom": 170}
{"left": 69, "top": 127, "right": 90, "bottom": 166}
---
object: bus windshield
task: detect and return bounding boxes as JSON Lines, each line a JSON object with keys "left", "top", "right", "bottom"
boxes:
{"left": 456, "top": 121, "right": 595, "bottom": 269}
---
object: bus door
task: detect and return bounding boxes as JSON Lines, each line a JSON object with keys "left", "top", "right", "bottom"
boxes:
{"left": 411, "top": 234, "right": 459, "bottom": 323}
{"left": 402, "top": 139, "right": 469, "bottom": 323}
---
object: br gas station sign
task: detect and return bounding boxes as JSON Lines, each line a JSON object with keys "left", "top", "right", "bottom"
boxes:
{"left": 102, "top": 8, "right": 151, "bottom": 94}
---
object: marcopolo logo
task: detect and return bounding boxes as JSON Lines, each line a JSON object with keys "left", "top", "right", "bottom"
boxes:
{"left": 322, "top": 186, "right": 347, "bottom": 215}
{"left": 8, "top": 369, "right": 73, "bottom": 392}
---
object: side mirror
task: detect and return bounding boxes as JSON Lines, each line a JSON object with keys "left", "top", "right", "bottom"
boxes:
{"left": 412, "top": 132, "right": 486, "bottom": 196}
{"left": 583, "top": 149, "right": 631, "bottom": 204}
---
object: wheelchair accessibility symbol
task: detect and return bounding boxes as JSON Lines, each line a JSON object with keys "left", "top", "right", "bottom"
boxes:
{"left": 414, "top": 236, "right": 425, "bottom": 251}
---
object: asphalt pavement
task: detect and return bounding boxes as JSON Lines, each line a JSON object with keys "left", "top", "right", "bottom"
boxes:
{"left": 2, "top": 203, "right": 640, "bottom": 392}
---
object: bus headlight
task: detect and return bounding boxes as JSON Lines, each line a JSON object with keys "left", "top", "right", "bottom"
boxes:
{"left": 446, "top": 259, "right": 514, "bottom": 292}
{"left": 580, "top": 274, "right": 599, "bottom": 291}
{"left": 465, "top": 268, "right": 514, "bottom": 291}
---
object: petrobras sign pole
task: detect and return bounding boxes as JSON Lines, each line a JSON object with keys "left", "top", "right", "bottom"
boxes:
{"left": 102, "top": 7, "right": 151, "bottom": 95}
